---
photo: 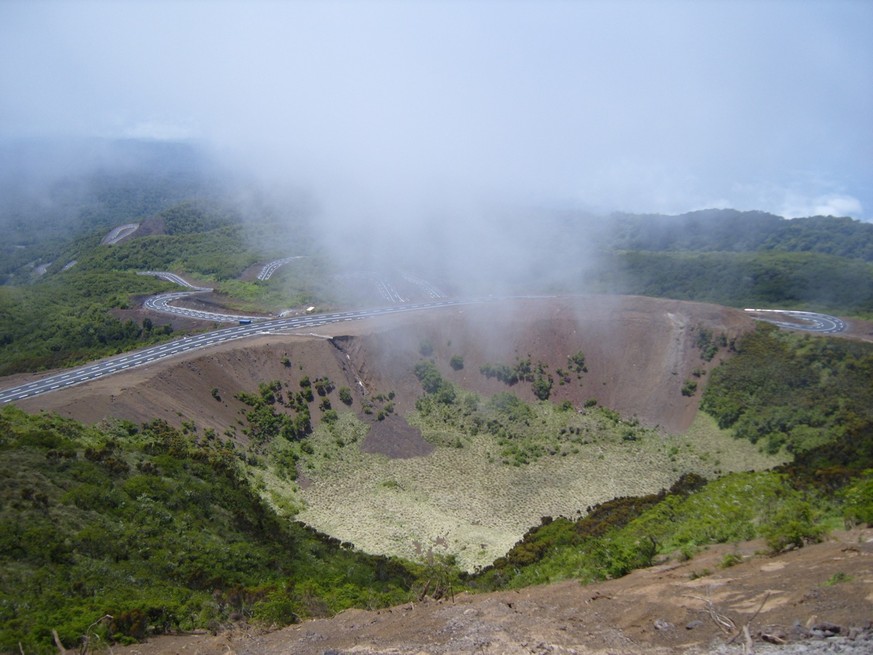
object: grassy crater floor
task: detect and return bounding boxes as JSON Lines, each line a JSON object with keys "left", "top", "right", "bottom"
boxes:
{"left": 281, "top": 406, "right": 786, "bottom": 571}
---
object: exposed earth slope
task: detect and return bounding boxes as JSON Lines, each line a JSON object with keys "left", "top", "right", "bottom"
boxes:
{"left": 116, "top": 529, "right": 873, "bottom": 655}
{"left": 15, "top": 295, "right": 753, "bottom": 433}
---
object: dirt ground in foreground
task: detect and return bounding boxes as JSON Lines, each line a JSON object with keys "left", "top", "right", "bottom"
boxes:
{"left": 115, "top": 529, "right": 873, "bottom": 655}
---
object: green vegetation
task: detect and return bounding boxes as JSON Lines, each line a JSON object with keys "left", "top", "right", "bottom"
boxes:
{"left": 296, "top": 365, "right": 784, "bottom": 570}
{"left": 608, "top": 210, "right": 873, "bottom": 262}
{"left": 235, "top": 380, "right": 312, "bottom": 442}
{"left": 480, "top": 357, "right": 557, "bottom": 400}
{"left": 4, "top": 185, "right": 873, "bottom": 647}
{"left": 701, "top": 323, "right": 873, "bottom": 453}
{"left": 1, "top": 141, "right": 207, "bottom": 283}
{"left": 0, "top": 270, "right": 176, "bottom": 375}
{"left": 5, "top": 310, "right": 871, "bottom": 648}
{"left": 681, "top": 379, "right": 698, "bottom": 396}
{"left": 0, "top": 406, "right": 415, "bottom": 654}
{"left": 470, "top": 467, "right": 840, "bottom": 590}
{"left": 694, "top": 326, "right": 728, "bottom": 361}
{"left": 0, "top": 199, "right": 333, "bottom": 374}
{"left": 825, "top": 572, "right": 853, "bottom": 586}
{"left": 841, "top": 472, "right": 873, "bottom": 527}
{"left": 463, "top": 330, "right": 873, "bottom": 589}
{"left": 414, "top": 360, "right": 456, "bottom": 404}
{"left": 597, "top": 250, "right": 873, "bottom": 316}
{"left": 567, "top": 350, "right": 587, "bottom": 376}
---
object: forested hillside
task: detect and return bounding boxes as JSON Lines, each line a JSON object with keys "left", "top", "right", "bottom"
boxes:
{"left": 0, "top": 406, "right": 415, "bottom": 653}
{"left": 596, "top": 250, "right": 873, "bottom": 314}
{"left": 0, "top": 139, "right": 213, "bottom": 283}
{"left": 608, "top": 209, "right": 873, "bottom": 261}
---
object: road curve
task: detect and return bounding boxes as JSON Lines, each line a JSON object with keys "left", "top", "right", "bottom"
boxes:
{"left": 101, "top": 223, "right": 140, "bottom": 245}
{"left": 137, "top": 271, "right": 263, "bottom": 323}
{"left": 0, "top": 300, "right": 468, "bottom": 405}
{"left": 743, "top": 309, "right": 847, "bottom": 333}
{"left": 257, "top": 257, "right": 303, "bottom": 281}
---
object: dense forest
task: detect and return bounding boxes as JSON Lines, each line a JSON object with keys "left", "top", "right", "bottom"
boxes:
{"left": 597, "top": 250, "right": 873, "bottom": 314}
{"left": 0, "top": 407, "right": 415, "bottom": 653}
{"left": 608, "top": 209, "right": 873, "bottom": 261}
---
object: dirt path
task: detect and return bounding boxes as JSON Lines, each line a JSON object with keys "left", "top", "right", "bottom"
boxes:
{"left": 116, "top": 529, "right": 873, "bottom": 655}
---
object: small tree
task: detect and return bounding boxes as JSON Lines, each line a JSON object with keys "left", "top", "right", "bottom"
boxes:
{"left": 532, "top": 376, "right": 552, "bottom": 401}
{"left": 450, "top": 355, "right": 464, "bottom": 371}
{"left": 681, "top": 380, "right": 698, "bottom": 396}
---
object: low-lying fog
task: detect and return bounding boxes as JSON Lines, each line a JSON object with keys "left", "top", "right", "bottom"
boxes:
{"left": 1, "top": 1, "right": 870, "bottom": 289}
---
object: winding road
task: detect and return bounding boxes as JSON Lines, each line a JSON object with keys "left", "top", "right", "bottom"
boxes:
{"left": 743, "top": 309, "right": 847, "bottom": 334}
{"left": 257, "top": 256, "right": 303, "bottom": 281}
{"left": 138, "top": 270, "right": 262, "bottom": 323}
{"left": 0, "top": 300, "right": 468, "bottom": 405}
{"left": 0, "top": 261, "right": 849, "bottom": 407}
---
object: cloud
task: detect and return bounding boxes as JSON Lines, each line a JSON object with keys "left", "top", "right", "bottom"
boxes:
{"left": 122, "top": 121, "right": 199, "bottom": 141}
{"left": 780, "top": 193, "right": 864, "bottom": 220}
{"left": 1, "top": 0, "right": 870, "bottom": 221}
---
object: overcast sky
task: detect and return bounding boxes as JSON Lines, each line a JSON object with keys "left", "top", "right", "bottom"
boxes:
{"left": 1, "top": 0, "right": 871, "bottom": 220}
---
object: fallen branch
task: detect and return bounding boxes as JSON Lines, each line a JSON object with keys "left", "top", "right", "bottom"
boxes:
{"left": 688, "top": 594, "right": 737, "bottom": 634}
{"left": 51, "top": 630, "right": 68, "bottom": 655}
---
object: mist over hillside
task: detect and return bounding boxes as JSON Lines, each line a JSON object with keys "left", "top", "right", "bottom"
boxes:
{"left": 1, "top": 3, "right": 872, "bottom": 653}
{"left": 3, "top": 135, "right": 872, "bottom": 292}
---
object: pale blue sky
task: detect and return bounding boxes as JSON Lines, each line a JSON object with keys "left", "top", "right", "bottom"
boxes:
{"left": 1, "top": 0, "right": 870, "bottom": 219}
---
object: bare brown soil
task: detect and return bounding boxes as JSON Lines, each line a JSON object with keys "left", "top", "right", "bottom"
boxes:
{"left": 115, "top": 529, "right": 873, "bottom": 655}
{"left": 14, "top": 295, "right": 757, "bottom": 435}
{"left": 362, "top": 415, "right": 434, "bottom": 458}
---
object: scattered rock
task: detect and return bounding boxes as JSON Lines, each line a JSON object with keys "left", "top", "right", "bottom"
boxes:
{"left": 654, "top": 618, "right": 674, "bottom": 631}
{"left": 811, "top": 621, "right": 842, "bottom": 637}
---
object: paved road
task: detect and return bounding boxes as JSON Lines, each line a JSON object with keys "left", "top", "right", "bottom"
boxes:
{"left": 101, "top": 223, "right": 140, "bottom": 245}
{"left": 0, "top": 300, "right": 466, "bottom": 405}
{"left": 138, "top": 270, "right": 208, "bottom": 289}
{"left": 402, "top": 273, "right": 446, "bottom": 299}
{"left": 744, "top": 309, "right": 847, "bottom": 333}
{"left": 1, "top": 296, "right": 848, "bottom": 405}
{"left": 138, "top": 271, "right": 263, "bottom": 323}
{"left": 257, "top": 257, "right": 304, "bottom": 281}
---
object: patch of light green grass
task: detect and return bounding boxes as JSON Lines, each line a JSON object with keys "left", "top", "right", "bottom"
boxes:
{"left": 289, "top": 403, "right": 785, "bottom": 571}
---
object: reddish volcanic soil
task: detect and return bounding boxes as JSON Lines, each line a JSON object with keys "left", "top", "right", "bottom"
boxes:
{"left": 114, "top": 529, "right": 873, "bottom": 655}
{"left": 13, "top": 295, "right": 756, "bottom": 435}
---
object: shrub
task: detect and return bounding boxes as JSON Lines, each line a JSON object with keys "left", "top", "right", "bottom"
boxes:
{"left": 825, "top": 572, "right": 852, "bottom": 586}
{"left": 720, "top": 553, "right": 743, "bottom": 568}
{"left": 760, "top": 497, "right": 826, "bottom": 553}
{"left": 568, "top": 351, "right": 587, "bottom": 374}
{"left": 681, "top": 380, "right": 697, "bottom": 396}
{"left": 531, "top": 376, "right": 552, "bottom": 401}
{"left": 841, "top": 471, "right": 873, "bottom": 526}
